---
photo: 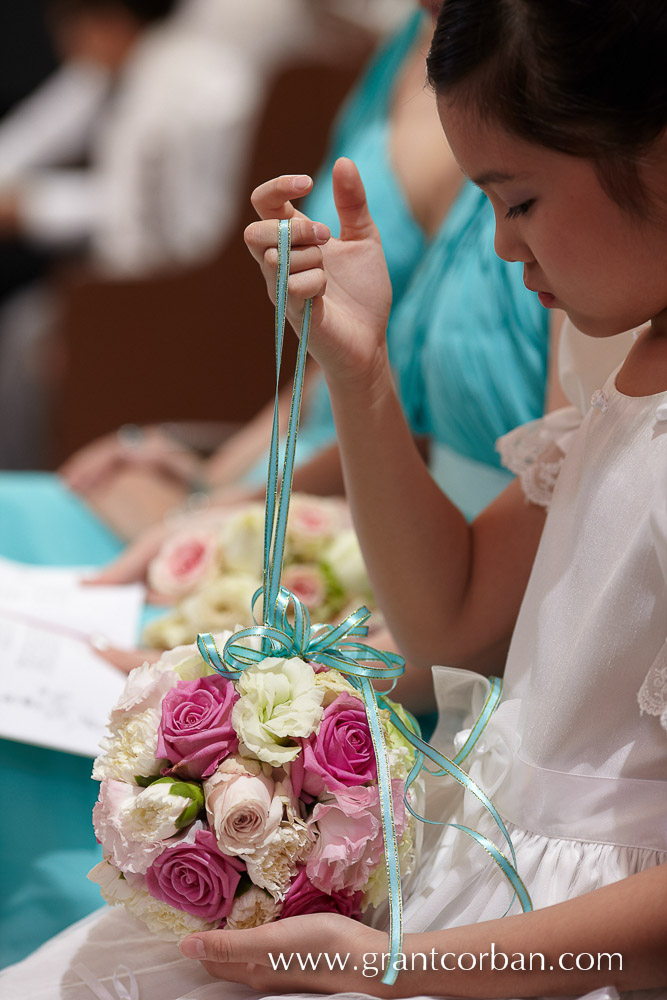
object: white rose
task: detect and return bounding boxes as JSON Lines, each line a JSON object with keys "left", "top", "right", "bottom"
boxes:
{"left": 219, "top": 504, "right": 265, "bottom": 574}
{"left": 246, "top": 818, "right": 314, "bottom": 900}
{"left": 120, "top": 779, "right": 201, "bottom": 842}
{"left": 93, "top": 708, "right": 163, "bottom": 784}
{"left": 321, "top": 530, "right": 372, "bottom": 600}
{"left": 180, "top": 574, "right": 259, "bottom": 633}
{"left": 233, "top": 657, "right": 324, "bottom": 765}
{"left": 226, "top": 885, "right": 280, "bottom": 929}
{"left": 204, "top": 755, "right": 283, "bottom": 856}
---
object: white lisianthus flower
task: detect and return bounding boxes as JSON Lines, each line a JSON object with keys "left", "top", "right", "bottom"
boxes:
{"left": 218, "top": 504, "right": 265, "bottom": 575}
{"left": 321, "top": 529, "right": 372, "bottom": 599}
{"left": 120, "top": 778, "right": 203, "bottom": 842}
{"left": 204, "top": 755, "right": 282, "bottom": 856}
{"left": 93, "top": 708, "right": 164, "bottom": 784}
{"left": 245, "top": 818, "right": 315, "bottom": 900}
{"left": 226, "top": 885, "right": 281, "bottom": 929}
{"left": 314, "top": 668, "right": 363, "bottom": 708}
{"left": 233, "top": 657, "right": 324, "bottom": 765}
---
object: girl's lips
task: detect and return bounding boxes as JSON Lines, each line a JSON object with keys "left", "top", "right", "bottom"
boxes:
{"left": 538, "top": 291, "right": 556, "bottom": 308}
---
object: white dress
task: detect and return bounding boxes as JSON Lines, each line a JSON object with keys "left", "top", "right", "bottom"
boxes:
{"left": 2, "top": 324, "right": 666, "bottom": 999}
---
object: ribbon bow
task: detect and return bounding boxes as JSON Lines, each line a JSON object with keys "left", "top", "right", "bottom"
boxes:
{"left": 197, "top": 219, "right": 531, "bottom": 985}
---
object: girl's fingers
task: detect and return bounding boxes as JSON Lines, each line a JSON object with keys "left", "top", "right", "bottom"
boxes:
{"left": 251, "top": 174, "right": 313, "bottom": 220}
{"left": 262, "top": 245, "right": 324, "bottom": 275}
{"left": 332, "top": 157, "right": 376, "bottom": 241}
{"left": 244, "top": 218, "right": 329, "bottom": 265}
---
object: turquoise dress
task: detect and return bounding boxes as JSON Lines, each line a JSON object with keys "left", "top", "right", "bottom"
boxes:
{"left": 0, "top": 11, "right": 548, "bottom": 966}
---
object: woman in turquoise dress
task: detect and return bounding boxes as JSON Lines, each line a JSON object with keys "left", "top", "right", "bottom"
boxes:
{"left": 0, "top": 4, "right": 549, "bottom": 966}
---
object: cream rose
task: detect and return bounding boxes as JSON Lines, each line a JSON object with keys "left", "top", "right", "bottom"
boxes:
{"left": 233, "top": 657, "right": 324, "bottom": 765}
{"left": 204, "top": 755, "right": 283, "bottom": 856}
{"left": 226, "top": 885, "right": 281, "bottom": 929}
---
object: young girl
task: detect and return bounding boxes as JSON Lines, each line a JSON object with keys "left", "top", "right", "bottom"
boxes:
{"left": 218, "top": 0, "right": 667, "bottom": 995}
{"left": 0, "top": 0, "right": 664, "bottom": 997}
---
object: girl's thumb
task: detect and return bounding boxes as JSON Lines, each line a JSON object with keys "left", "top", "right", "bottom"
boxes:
{"left": 332, "top": 157, "right": 376, "bottom": 241}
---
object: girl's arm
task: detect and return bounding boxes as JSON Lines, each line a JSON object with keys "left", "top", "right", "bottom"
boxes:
{"left": 181, "top": 863, "right": 667, "bottom": 997}
{"left": 245, "top": 161, "right": 547, "bottom": 668}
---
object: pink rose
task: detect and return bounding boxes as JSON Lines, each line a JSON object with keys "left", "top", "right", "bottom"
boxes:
{"left": 93, "top": 779, "right": 164, "bottom": 875}
{"left": 157, "top": 676, "right": 238, "bottom": 780}
{"left": 279, "top": 868, "right": 361, "bottom": 920}
{"left": 145, "top": 829, "right": 244, "bottom": 923}
{"left": 281, "top": 564, "right": 327, "bottom": 613}
{"left": 148, "top": 530, "right": 219, "bottom": 599}
{"left": 306, "top": 782, "right": 407, "bottom": 894}
{"left": 297, "top": 693, "right": 377, "bottom": 795}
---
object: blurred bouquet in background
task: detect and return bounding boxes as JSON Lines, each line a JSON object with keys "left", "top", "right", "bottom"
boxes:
{"left": 144, "top": 495, "right": 378, "bottom": 649}
{"left": 89, "top": 637, "right": 419, "bottom": 939}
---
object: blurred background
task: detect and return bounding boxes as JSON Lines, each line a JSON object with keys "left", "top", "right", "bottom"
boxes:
{"left": 0, "top": 0, "right": 411, "bottom": 471}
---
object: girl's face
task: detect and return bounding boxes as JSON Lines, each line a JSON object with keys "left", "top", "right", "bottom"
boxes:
{"left": 438, "top": 98, "right": 667, "bottom": 338}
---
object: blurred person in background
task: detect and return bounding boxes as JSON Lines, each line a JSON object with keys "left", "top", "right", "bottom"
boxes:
{"left": 0, "top": 0, "right": 316, "bottom": 468}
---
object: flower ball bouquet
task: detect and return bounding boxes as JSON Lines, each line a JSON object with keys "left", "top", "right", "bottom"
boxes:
{"left": 89, "top": 634, "right": 419, "bottom": 938}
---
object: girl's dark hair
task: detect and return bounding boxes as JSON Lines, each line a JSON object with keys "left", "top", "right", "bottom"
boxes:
{"left": 46, "top": 0, "right": 178, "bottom": 23}
{"left": 426, "top": 0, "right": 667, "bottom": 213}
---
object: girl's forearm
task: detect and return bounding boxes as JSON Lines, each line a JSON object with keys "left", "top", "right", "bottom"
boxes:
{"left": 326, "top": 356, "right": 475, "bottom": 667}
{"left": 400, "top": 864, "right": 667, "bottom": 997}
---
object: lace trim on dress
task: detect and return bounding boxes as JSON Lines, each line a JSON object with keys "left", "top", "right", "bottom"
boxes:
{"left": 496, "top": 424, "right": 567, "bottom": 509}
{"left": 496, "top": 406, "right": 584, "bottom": 510}
{"left": 637, "top": 642, "right": 667, "bottom": 734}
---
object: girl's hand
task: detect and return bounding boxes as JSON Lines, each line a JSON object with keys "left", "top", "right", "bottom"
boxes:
{"left": 245, "top": 158, "right": 393, "bottom": 390}
{"left": 180, "top": 914, "right": 399, "bottom": 997}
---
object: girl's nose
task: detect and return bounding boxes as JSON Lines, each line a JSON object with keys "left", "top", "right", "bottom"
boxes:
{"left": 493, "top": 215, "right": 532, "bottom": 265}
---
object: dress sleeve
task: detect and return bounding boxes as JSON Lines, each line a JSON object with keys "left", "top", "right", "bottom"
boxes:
{"left": 637, "top": 451, "right": 667, "bottom": 735}
{"left": 495, "top": 405, "right": 583, "bottom": 508}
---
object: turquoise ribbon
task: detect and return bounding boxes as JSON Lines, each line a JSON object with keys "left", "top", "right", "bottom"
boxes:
{"left": 197, "top": 219, "right": 531, "bottom": 984}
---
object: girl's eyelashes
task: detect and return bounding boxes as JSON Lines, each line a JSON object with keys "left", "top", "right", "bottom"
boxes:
{"left": 505, "top": 199, "right": 535, "bottom": 220}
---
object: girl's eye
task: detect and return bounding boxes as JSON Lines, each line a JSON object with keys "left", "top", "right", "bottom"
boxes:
{"left": 505, "top": 199, "right": 535, "bottom": 221}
